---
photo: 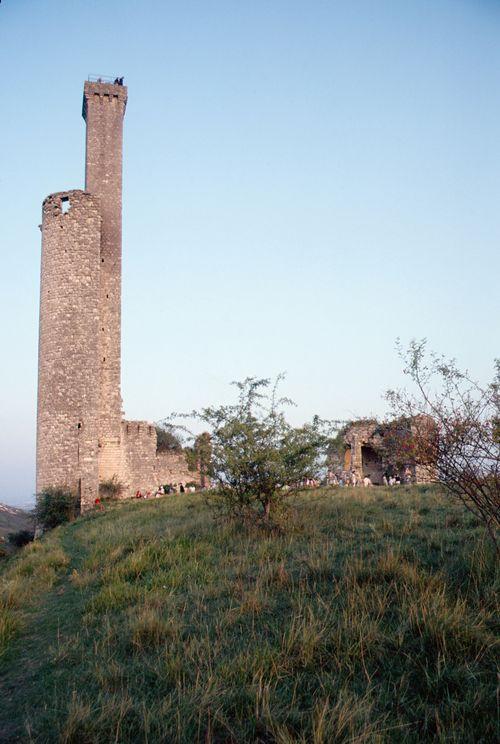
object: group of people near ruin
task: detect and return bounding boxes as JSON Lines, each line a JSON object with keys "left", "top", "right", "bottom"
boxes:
{"left": 302, "top": 478, "right": 321, "bottom": 488}
{"left": 383, "top": 466, "right": 413, "bottom": 485}
{"left": 327, "top": 468, "right": 413, "bottom": 487}
{"left": 327, "top": 471, "right": 374, "bottom": 487}
{"left": 134, "top": 482, "right": 198, "bottom": 500}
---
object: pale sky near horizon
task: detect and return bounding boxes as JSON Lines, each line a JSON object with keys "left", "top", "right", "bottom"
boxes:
{"left": 1, "top": 0, "right": 499, "bottom": 507}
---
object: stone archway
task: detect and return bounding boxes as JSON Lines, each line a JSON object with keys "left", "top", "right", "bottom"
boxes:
{"left": 361, "top": 445, "right": 384, "bottom": 484}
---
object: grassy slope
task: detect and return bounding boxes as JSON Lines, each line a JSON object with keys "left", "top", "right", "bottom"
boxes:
{"left": 0, "top": 487, "right": 498, "bottom": 743}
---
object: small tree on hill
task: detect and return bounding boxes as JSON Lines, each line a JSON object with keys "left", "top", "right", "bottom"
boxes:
{"left": 173, "top": 376, "right": 332, "bottom": 525}
{"left": 155, "top": 425, "right": 183, "bottom": 453}
{"left": 326, "top": 426, "right": 349, "bottom": 472}
{"left": 34, "top": 487, "right": 79, "bottom": 530}
{"left": 184, "top": 433, "right": 212, "bottom": 485}
{"left": 386, "top": 340, "right": 500, "bottom": 549}
{"left": 377, "top": 416, "right": 437, "bottom": 476}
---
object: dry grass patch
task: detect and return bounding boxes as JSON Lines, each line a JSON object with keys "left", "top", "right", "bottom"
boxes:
{"left": 1, "top": 487, "right": 498, "bottom": 742}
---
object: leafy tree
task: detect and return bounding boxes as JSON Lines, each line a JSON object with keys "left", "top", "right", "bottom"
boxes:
{"left": 34, "top": 487, "right": 79, "bottom": 530}
{"left": 174, "top": 376, "right": 332, "bottom": 525}
{"left": 184, "top": 433, "right": 212, "bottom": 482}
{"left": 386, "top": 340, "right": 500, "bottom": 549}
{"left": 194, "top": 432, "right": 212, "bottom": 487}
{"left": 326, "top": 425, "right": 349, "bottom": 471}
{"left": 376, "top": 417, "right": 437, "bottom": 475}
{"left": 155, "top": 426, "right": 183, "bottom": 453}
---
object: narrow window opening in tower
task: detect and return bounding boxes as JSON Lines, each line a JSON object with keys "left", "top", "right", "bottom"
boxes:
{"left": 61, "top": 197, "right": 71, "bottom": 214}
{"left": 77, "top": 423, "right": 82, "bottom": 429}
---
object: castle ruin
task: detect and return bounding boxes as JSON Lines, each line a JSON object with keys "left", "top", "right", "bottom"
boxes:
{"left": 342, "top": 419, "right": 436, "bottom": 484}
{"left": 36, "top": 79, "right": 201, "bottom": 510}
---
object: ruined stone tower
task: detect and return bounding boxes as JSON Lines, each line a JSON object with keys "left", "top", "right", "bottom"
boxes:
{"left": 36, "top": 79, "right": 200, "bottom": 510}
{"left": 37, "top": 191, "right": 102, "bottom": 507}
{"left": 83, "top": 80, "right": 127, "bottom": 482}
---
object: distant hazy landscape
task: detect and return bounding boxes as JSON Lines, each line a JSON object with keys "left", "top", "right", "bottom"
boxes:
{"left": 0, "top": 503, "right": 32, "bottom": 543}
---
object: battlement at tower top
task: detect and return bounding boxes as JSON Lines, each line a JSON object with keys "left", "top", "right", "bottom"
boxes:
{"left": 82, "top": 78, "right": 128, "bottom": 120}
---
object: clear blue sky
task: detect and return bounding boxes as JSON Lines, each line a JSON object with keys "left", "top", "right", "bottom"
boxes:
{"left": 1, "top": 0, "right": 499, "bottom": 506}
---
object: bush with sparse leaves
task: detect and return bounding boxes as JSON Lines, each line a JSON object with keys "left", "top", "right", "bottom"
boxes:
{"left": 99, "top": 477, "right": 124, "bottom": 501}
{"left": 155, "top": 426, "right": 183, "bottom": 453}
{"left": 386, "top": 340, "right": 500, "bottom": 549}
{"left": 167, "top": 376, "right": 333, "bottom": 526}
{"left": 34, "top": 487, "right": 79, "bottom": 530}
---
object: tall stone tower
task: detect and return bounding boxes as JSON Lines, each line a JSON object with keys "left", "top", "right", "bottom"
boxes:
{"left": 82, "top": 80, "right": 128, "bottom": 481}
{"left": 36, "top": 190, "right": 103, "bottom": 507}
{"left": 36, "top": 79, "right": 202, "bottom": 511}
{"left": 36, "top": 79, "right": 127, "bottom": 509}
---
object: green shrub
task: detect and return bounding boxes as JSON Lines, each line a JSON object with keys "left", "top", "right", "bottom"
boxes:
{"left": 155, "top": 426, "right": 183, "bottom": 453}
{"left": 99, "top": 477, "right": 123, "bottom": 501}
{"left": 34, "top": 487, "right": 78, "bottom": 530}
{"left": 169, "top": 376, "right": 333, "bottom": 525}
{"left": 7, "top": 530, "right": 34, "bottom": 548}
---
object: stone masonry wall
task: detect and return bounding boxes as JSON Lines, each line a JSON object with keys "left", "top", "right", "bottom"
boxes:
{"left": 344, "top": 422, "right": 379, "bottom": 481}
{"left": 120, "top": 421, "right": 202, "bottom": 498}
{"left": 343, "top": 420, "right": 436, "bottom": 484}
{"left": 154, "top": 450, "right": 201, "bottom": 489}
{"left": 83, "top": 81, "right": 127, "bottom": 482}
{"left": 120, "top": 421, "right": 157, "bottom": 497}
{"left": 36, "top": 191, "right": 102, "bottom": 509}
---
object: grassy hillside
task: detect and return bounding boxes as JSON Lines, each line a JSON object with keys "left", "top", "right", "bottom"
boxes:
{"left": 0, "top": 487, "right": 498, "bottom": 743}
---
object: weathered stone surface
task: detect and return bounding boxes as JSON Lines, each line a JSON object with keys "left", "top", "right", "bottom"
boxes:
{"left": 83, "top": 81, "right": 127, "bottom": 482}
{"left": 36, "top": 81, "right": 199, "bottom": 510}
{"left": 343, "top": 419, "right": 435, "bottom": 484}
{"left": 36, "top": 190, "right": 102, "bottom": 508}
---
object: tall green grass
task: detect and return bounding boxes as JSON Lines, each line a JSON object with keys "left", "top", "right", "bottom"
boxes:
{"left": 0, "top": 486, "right": 498, "bottom": 742}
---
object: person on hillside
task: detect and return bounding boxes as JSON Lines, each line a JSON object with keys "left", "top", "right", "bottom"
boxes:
{"left": 363, "top": 475, "right": 372, "bottom": 487}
